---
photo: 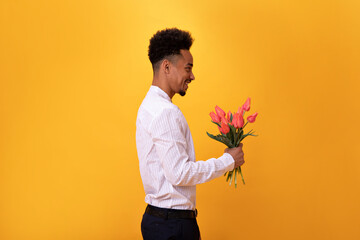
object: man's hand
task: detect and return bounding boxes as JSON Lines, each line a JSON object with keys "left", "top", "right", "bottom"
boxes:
{"left": 225, "top": 143, "right": 245, "bottom": 169}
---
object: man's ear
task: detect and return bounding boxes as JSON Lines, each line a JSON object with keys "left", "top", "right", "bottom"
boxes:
{"left": 161, "top": 59, "right": 171, "bottom": 74}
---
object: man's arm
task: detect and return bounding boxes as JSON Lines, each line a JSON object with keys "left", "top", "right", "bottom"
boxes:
{"left": 149, "top": 108, "right": 244, "bottom": 186}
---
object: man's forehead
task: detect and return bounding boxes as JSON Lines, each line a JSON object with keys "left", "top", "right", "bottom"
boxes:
{"left": 180, "top": 49, "right": 193, "bottom": 63}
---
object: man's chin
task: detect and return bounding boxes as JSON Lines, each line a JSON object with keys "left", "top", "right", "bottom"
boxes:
{"left": 179, "top": 90, "right": 186, "bottom": 96}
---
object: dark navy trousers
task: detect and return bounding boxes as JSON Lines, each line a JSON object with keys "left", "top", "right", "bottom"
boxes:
{"left": 141, "top": 212, "right": 201, "bottom": 240}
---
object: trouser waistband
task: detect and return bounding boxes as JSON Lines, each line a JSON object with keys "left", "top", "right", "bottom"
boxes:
{"left": 145, "top": 204, "right": 198, "bottom": 219}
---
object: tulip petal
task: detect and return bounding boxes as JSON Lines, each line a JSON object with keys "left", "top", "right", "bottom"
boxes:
{"left": 242, "top": 98, "right": 251, "bottom": 111}
{"left": 215, "top": 105, "right": 226, "bottom": 118}
{"left": 209, "top": 111, "right": 221, "bottom": 123}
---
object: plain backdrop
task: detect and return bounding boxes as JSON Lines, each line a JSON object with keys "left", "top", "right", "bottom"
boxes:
{"left": 1, "top": 0, "right": 359, "bottom": 239}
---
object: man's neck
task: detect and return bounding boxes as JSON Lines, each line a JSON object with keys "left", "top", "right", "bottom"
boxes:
{"left": 152, "top": 77, "right": 174, "bottom": 99}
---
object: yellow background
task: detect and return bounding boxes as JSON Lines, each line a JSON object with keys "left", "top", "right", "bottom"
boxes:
{"left": 1, "top": 0, "right": 359, "bottom": 239}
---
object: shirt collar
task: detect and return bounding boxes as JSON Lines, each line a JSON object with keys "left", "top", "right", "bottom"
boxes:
{"left": 150, "top": 85, "right": 172, "bottom": 102}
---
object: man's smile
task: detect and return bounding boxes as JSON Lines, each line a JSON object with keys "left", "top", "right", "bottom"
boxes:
{"left": 185, "top": 80, "right": 192, "bottom": 90}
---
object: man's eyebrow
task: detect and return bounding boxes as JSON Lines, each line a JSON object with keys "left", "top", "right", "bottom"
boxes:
{"left": 186, "top": 63, "right": 193, "bottom": 67}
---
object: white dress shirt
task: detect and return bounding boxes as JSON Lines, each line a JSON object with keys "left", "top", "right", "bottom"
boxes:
{"left": 136, "top": 86, "right": 235, "bottom": 210}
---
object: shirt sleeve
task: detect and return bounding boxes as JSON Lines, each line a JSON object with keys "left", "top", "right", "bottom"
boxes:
{"left": 149, "top": 107, "right": 235, "bottom": 186}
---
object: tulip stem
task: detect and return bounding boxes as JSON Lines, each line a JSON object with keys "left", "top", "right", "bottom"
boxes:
{"left": 234, "top": 168, "right": 237, "bottom": 188}
{"left": 239, "top": 167, "right": 245, "bottom": 185}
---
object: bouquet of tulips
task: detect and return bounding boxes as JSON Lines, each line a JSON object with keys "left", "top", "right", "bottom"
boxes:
{"left": 207, "top": 98, "right": 258, "bottom": 188}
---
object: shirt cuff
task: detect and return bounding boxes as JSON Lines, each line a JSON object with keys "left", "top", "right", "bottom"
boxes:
{"left": 221, "top": 153, "right": 235, "bottom": 172}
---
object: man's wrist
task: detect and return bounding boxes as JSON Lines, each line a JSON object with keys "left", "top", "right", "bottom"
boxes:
{"left": 222, "top": 153, "right": 235, "bottom": 171}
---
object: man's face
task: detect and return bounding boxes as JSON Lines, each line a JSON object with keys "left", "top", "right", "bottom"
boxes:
{"left": 168, "top": 49, "right": 195, "bottom": 97}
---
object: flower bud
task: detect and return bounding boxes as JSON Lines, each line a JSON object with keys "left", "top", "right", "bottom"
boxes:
{"left": 242, "top": 98, "right": 251, "bottom": 112}
{"left": 247, "top": 112, "right": 258, "bottom": 123}
{"left": 215, "top": 105, "right": 226, "bottom": 118}
{"left": 209, "top": 112, "right": 221, "bottom": 123}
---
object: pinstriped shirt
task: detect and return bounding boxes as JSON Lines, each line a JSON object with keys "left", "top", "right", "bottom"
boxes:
{"left": 136, "top": 86, "right": 235, "bottom": 210}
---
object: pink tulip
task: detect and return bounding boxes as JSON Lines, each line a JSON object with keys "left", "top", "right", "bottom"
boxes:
{"left": 215, "top": 105, "right": 226, "bottom": 118}
{"left": 232, "top": 113, "right": 244, "bottom": 128}
{"left": 219, "top": 122, "right": 230, "bottom": 134}
{"left": 209, "top": 112, "right": 221, "bottom": 123}
{"left": 247, "top": 112, "right": 258, "bottom": 123}
{"left": 231, "top": 113, "right": 238, "bottom": 127}
{"left": 239, "top": 115, "right": 244, "bottom": 128}
{"left": 242, "top": 98, "right": 251, "bottom": 112}
{"left": 237, "top": 106, "right": 244, "bottom": 116}
{"left": 227, "top": 111, "right": 232, "bottom": 122}
{"left": 221, "top": 115, "right": 228, "bottom": 125}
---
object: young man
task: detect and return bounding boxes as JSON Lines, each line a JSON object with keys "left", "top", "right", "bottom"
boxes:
{"left": 136, "top": 28, "right": 245, "bottom": 240}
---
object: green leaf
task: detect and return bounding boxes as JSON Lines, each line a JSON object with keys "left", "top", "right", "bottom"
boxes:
{"left": 226, "top": 130, "right": 233, "bottom": 145}
{"left": 226, "top": 171, "right": 231, "bottom": 182}
{"left": 233, "top": 127, "right": 242, "bottom": 147}
{"left": 239, "top": 129, "right": 258, "bottom": 142}
{"left": 206, "top": 132, "right": 231, "bottom": 147}
{"left": 229, "top": 124, "right": 237, "bottom": 145}
{"left": 236, "top": 129, "right": 244, "bottom": 145}
{"left": 211, "top": 121, "right": 221, "bottom": 127}
{"left": 218, "top": 135, "right": 234, "bottom": 148}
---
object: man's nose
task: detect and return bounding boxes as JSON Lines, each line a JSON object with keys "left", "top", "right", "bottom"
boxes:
{"left": 190, "top": 72, "right": 195, "bottom": 80}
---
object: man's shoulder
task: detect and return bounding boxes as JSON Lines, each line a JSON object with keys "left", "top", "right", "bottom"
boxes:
{"left": 137, "top": 93, "right": 180, "bottom": 122}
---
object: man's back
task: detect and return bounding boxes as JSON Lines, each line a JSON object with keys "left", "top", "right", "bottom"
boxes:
{"left": 136, "top": 85, "right": 197, "bottom": 210}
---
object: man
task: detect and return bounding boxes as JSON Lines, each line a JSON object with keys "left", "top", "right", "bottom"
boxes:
{"left": 136, "top": 28, "right": 245, "bottom": 240}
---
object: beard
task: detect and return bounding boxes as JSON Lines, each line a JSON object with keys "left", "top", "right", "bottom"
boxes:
{"left": 179, "top": 90, "right": 186, "bottom": 96}
{"left": 179, "top": 80, "right": 190, "bottom": 96}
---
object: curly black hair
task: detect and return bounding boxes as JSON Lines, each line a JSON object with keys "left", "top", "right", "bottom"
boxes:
{"left": 148, "top": 28, "right": 194, "bottom": 70}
